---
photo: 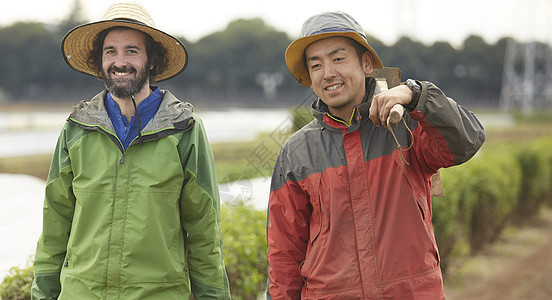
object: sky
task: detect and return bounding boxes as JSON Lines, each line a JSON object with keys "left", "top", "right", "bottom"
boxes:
{"left": 1, "top": 0, "right": 551, "bottom": 47}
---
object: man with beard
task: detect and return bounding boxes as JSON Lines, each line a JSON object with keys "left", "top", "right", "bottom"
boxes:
{"left": 31, "top": 2, "right": 231, "bottom": 299}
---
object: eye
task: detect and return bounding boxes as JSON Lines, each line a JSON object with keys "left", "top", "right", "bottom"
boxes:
{"left": 310, "top": 63, "right": 321, "bottom": 70}
{"left": 334, "top": 57, "right": 345, "bottom": 62}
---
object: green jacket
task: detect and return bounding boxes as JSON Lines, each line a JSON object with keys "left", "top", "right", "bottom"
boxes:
{"left": 32, "top": 89, "right": 231, "bottom": 299}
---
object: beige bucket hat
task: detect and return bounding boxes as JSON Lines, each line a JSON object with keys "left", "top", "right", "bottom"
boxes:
{"left": 61, "top": 2, "right": 188, "bottom": 83}
{"left": 285, "top": 11, "right": 383, "bottom": 87}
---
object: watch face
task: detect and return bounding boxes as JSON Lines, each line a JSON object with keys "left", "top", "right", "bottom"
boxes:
{"left": 407, "top": 79, "right": 420, "bottom": 91}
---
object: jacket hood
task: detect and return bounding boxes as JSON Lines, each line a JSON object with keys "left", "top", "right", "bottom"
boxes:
{"left": 69, "top": 88, "right": 195, "bottom": 133}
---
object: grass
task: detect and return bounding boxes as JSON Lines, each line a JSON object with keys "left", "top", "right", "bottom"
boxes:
{"left": 484, "top": 119, "right": 552, "bottom": 149}
{"left": 211, "top": 133, "right": 282, "bottom": 183}
{"left": 0, "top": 154, "right": 52, "bottom": 180}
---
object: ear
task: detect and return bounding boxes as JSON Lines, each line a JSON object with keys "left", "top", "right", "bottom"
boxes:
{"left": 362, "top": 51, "right": 373, "bottom": 75}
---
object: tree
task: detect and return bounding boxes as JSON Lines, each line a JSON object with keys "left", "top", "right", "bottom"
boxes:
{"left": 166, "top": 18, "right": 301, "bottom": 104}
{"left": 0, "top": 23, "right": 58, "bottom": 100}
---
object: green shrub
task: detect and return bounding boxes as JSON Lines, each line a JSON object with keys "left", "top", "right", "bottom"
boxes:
{"left": 435, "top": 147, "right": 522, "bottom": 260}
{"left": 433, "top": 165, "right": 471, "bottom": 273}
{"left": 0, "top": 265, "right": 33, "bottom": 300}
{"left": 538, "top": 138, "right": 552, "bottom": 206}
{"left": 511, "top": 138, "right": 552, "bottom": 225}
{"left": 220, "top": 204, "right": 268, "bottom": 300}
{"left": 464, "top": 148, "right": 521, "bottom": 253}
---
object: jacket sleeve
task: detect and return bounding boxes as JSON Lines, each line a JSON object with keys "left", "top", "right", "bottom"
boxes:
{"left": 178, "top": 116, "right": 231, "bottom": 299}
{"left": 32, "top": 125, "right": 75, "bottom": 300}
{"left": 266, "top": 150, "right": 311, "bottom": 300}
{"left": 407, "top": 81, "right": 486, "bottom": 170}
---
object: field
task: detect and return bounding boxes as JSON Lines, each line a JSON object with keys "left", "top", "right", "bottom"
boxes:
{"left": 1, "top": 107, "right": 551, "bottom": 298}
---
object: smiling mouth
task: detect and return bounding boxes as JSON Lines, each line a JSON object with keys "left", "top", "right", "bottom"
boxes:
{"left": 114, "top": 71, "right": 132, "bottom": 76}
{"left": 108, "top": 65, "right": 136, "bottom": 78}
{"left": 325, "top": 83, "right": 343, "bottom": 91}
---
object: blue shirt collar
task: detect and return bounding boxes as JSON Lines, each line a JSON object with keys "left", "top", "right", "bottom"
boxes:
{"left": 105, "top": 86, "right": 163, "bottom": 150}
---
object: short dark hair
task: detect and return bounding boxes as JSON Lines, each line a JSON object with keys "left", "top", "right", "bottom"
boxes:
{"left": 86, "top": 26, "right": 168, "bottom": 80}
{"left": 343, "top": 37, "right": 369, "bottom": 61}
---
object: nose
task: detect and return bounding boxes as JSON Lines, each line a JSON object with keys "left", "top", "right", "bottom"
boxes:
{"left": 112, "top": 54, "right": 129, "bottom": 68}
{"left": 103, "top": 51, "right": 128, "bottom": 69}
{"left": 322, "top": 63, "right": 337, "bottom": 80}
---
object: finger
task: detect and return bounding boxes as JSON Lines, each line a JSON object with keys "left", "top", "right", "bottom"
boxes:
{"left": 369, "top": 105, "right": 379, "bottom": 126}
{"left": 379, "top": 99, "right": 392, "bottom": 127}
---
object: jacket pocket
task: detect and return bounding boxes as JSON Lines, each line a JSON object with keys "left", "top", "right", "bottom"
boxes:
{"left": 307, "top": 176, "right": 322, "bottom": 245}
{"left": 299, "top": 175, "right": 324, "bottom": 283}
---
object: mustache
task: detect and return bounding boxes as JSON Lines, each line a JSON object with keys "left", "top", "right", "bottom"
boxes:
{"left": 108, "top": 65, "right": 137, "bottom": 74}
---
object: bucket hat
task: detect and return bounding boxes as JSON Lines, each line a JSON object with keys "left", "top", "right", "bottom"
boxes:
{"left": 61, "top": 2, "right": 188, "bottom": 83}
{"left": 285, "top": 11, "right": 383, "bottom": 87}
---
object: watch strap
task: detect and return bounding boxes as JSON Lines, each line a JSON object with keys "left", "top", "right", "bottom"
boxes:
{"left": 404, "top": 79, "right": 421, "bottom": 111}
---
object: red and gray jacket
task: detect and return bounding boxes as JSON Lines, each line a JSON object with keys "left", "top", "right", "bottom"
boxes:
{"left": 267, "top": 78, "right": 485, "bottom": 299}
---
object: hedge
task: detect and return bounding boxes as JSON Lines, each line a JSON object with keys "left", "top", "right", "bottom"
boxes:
{"left": 434, "top": 136, "right": 552, "bottom": 273}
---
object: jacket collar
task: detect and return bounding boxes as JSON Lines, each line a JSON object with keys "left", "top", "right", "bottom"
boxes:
{"left": 311, "top": 77, "right": 376, "bottom": 132}
{"left": 68, "top": 88, "right": 195, "bottom": 133}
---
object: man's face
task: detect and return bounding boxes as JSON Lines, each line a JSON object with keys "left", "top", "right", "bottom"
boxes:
{"left": 305, "top": 37, "right": 372, "bottom": 120}
{"left": 101, "top": 28, "right": 153, "bottom": 99}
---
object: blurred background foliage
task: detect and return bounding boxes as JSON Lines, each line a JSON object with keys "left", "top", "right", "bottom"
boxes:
{"left": 0, "top": 3, "right": 539, "bottom": 110}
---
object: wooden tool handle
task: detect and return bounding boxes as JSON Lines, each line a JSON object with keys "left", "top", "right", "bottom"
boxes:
{"left": 387, "top": 104, "right": 405, "bottom": 127}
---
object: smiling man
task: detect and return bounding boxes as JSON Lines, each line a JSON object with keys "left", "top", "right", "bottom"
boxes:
{"left": 266, "top": 11, "right": 486, "bottom": 299}
{"left": 31, "top": 2, "right": 230, "bottom": 299}
{"left": 101, "top": 28, "right": 152, "bottom": 104}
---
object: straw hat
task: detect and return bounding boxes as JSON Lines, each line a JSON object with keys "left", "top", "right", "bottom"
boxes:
{"left": 61, "top": 2, "right": 188, "bottom": 83}
{"left": 285, "top": 11, "right": 383, "bottom": 87}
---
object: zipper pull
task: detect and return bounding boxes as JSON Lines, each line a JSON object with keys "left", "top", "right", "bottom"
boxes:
{"left": 120, "top": 154, "right": 124, "bottom": 164}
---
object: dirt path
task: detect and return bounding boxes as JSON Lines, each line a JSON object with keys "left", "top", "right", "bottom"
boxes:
{"left": 445, "top": 208, "right": 552, "bottom": 300}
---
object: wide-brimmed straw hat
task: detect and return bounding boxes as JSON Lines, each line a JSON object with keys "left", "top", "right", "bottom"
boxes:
{"left": 285, "top": 11, "right": 383, "bottom": 87}
{"left": 61, "top": 2, "right": 188, "bottom": 83}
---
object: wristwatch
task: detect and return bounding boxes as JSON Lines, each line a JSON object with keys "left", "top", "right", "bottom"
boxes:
{"left": 404, "top": 79, "right": 421, "bottom": 111}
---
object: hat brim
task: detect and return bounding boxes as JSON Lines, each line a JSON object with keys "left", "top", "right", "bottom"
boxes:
{"left": 285, "top": 31, "right": 383, "bottom": 87}
{"left": 62, "top": 19, "right": 188, "bottom": 83}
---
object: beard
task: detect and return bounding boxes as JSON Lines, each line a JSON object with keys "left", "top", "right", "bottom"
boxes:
{"left": 102, "top": 64, "right": 150, "bottom": 99}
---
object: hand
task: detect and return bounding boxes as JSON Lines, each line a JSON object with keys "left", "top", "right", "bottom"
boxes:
{"left": 369, "top": 84, "right": 412, "bottom": 127}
